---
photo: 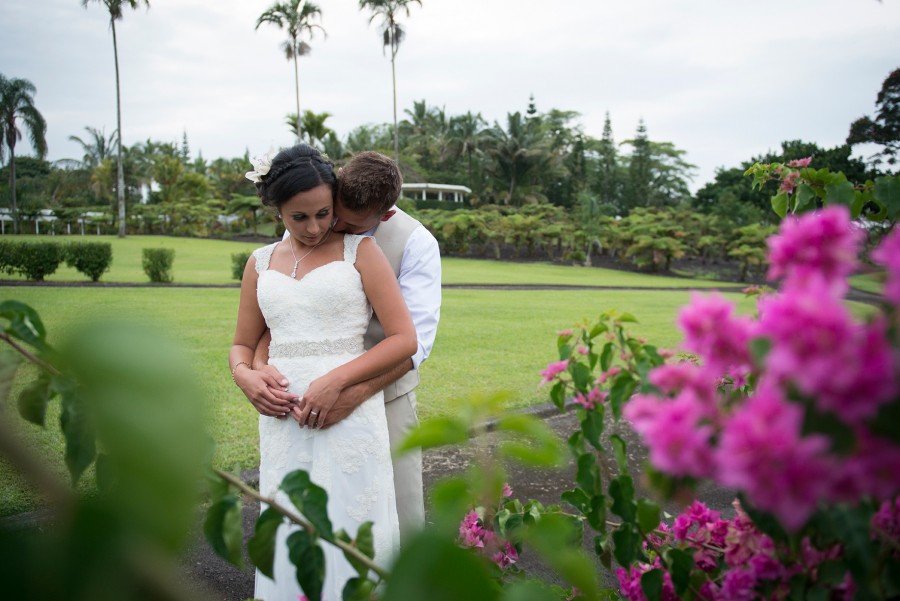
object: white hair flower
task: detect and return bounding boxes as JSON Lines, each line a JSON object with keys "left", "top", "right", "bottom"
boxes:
{"left": 245, "top": 148, "right": 275, "bottom": 183}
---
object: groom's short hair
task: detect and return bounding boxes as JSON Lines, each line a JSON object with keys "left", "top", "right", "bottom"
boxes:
{"left": 337, "top": 151, "right": 403, "bottom": 215}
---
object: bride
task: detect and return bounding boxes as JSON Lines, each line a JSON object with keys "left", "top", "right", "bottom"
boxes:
{"left": 229, "top": 144, "right": 415, "bottom": 600}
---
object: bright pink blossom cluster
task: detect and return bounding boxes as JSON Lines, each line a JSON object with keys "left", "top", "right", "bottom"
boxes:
{"left": 619, "top": 501, "right": 864, "bottom": 601}
{"left": 540, "top": 359, "right": 569, "bottom": 383}
{"left": 624, "top": 206, "right": 900, "bottom": 531}
{"left": 872, "top": 227, "right": 900, "bottom": 306}
{"left": 458, "top": 485, "right": 519, "bottom": 570}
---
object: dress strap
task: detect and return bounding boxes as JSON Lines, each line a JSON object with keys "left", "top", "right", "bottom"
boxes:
{"left": 252, "top": 242, "right": 277, "bottom": 274}
{"left": 343, "top": 234, "right": 366, "bottom": 264}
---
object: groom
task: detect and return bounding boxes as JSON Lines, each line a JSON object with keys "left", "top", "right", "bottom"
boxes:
{"left": 247, "top": 151, "right": 441, "bottom": 541}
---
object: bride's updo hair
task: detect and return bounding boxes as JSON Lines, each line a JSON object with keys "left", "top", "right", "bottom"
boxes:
{"left": 256, "top": 143, "right": 336, "bottom": 209}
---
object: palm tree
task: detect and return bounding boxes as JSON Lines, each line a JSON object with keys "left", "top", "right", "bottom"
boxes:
{"left": 449, "top": 111, "right": 487, "bottom": 189}
{"left": 68, "top": 126, "right": 117, "bottom": 169}
{"left": 285, "top": 109, "right": 333, "bottom": 148}
{"left": 484, "top": 111, "right": 554, "bottom": 205}
{"left": 82, "top": 0, "right": 149, "bottom": 238}
{"left": 359, "top": 0, "right": 422, "bottom": 162}
{"left": 256, "top": 0, "right": 325, "bottom": 143}
{"left": 0, "top": 74, "right": 47, "bottom": 234}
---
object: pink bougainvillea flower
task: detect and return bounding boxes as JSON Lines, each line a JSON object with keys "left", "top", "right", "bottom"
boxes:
{"left": 766, "top": 205, "right": 862, "bottom": 296}
{"left": 677, "top": 292, "right": 755, "bottom": 379}
{"left": 539, "top": 359, "right": 569, "bottom": 383}
{"left": 787, "top": 156, "right": 813, "bottom": 168}
{"left": 780, "top": 170, "right": 801, "bottom": 194}
{"left": 501, "top": 482, "right": 513, "bottom": 498}
{"left": 872, "top": 226, "right": 900, "bottom": 307}
{"left": 574, "top": 387, "right": 607, "bottom": 410}
{"left": 758, "top": 287, "right": 895, "bottom": 423}
{"left": 625, "top": 391, "right": 714, "bottom": 478}
{"left": 596, "top": 365, "right": 621, "bottom": 385}
{"left": 490, "top": 540, "right": 519, "bottom": 569}
{"left": 715, "top": 383, "right": 833, "bottom": 531}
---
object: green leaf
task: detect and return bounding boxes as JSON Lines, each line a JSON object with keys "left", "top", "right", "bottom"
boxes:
{"left": 382, "top": 530, "right": 498, "bottom": 601}
{"left": 498, "top": 413, "right": 566, "bottom": 467}
{"left": 612, "top": 522, "right": 641, "bottom": 566}
{"left": 640, "top": 569, "right": 664, "bottom": 601}
{"left": 428, "top": 477, "right": 472, "bottom": 534}
{"left": 525, "top": 514, "right": 598, "bottom": 601}
{"left": 17, "top": 371, "right": 54, "bottom": 427}
{"left": 59, "top": 389, "right": 95, "bottom": 484}
{"left": 609, "top": 373, "right": 637, "bottom": 420}
{"left": 794, "top": 183, "right": 816, "bottom": 212}
{"left": 748, "top": 337, "right": 771, "bottom": 368}
{"left": 870, "top": 399, "right": 900, "bottom": 443}
{"left": 0, "top": 300, "right": 48, "bottom": 351}
{"left": 281, "top": 469, "right": 334, "bottom": 541}
{"left": 572, "top": 362, "right": 592, "bottom": 392}
{"left": 287, "top": 530, "right": 325, "bottom": 601}
{"left": 618, "top": 313, "right": 638, "bottom": 323}
{"left": 737, "top": 493, "right": 788, "bottom": 542}
{"left": 567, "top": 430, "right": 585, "bottom": 456}
{"left": 874, "top": 175, "right": 900, "bottom": 220}
{"left": 562, "top": 488, "right": 591, "bottom": 514}
{"left": 771, "top": 191, "right": 789, "bottom": 218}
{"left": 664, "top": 548, "right": 695, "bottom": 595}
{"left": 248, "top": 507, "right": 282, "bottom": 579}
{"left": 203, "top": 495, "right": 246, "bottom": 569}
{"left": 824, "top": 180, "right": 855, "bottom": 208}
{"left": 588, "top": 322, "right": 608, "bottom": 339}
{"left": 586, "top": 494, "right": 607, "bottom": 532}
{"left": 850, "top": 191, "right": 866, "bottom": 219}
{"left": 576, "top": 453, "right": 598, "bottom": 495}
{"left": 827, "top": 505, "right": 876, "bottom": 592}
{"left": 558, "top": 342, "right": 573, "bottom": 361}
{"left": 636, "top": 499, "right": 660, "bottom": 534}
{"left": 499, "top": 579, "right": 560, "bottom": 601}
{"left": 344, "top": 521, "right": 375, "bottom": 577}
{"left": 801, "top": 401, "right": 856, "bottom": 455}
{"left": 396, "top": 416, "right": 469, "bottom": 453}
{"left": 342, "top": 577, "right": 376, "bottom": 601}
{"left": 610, "top": 434, "right": 628, "bottom": 473}
{"left": 599, "top": 342, "right": 614, "bottom": 372}
{"left": 595, "top": 533, "right": 612, "bottom": 569}
{"left": 581, "top": 404, "right": 605, "bottom": 451}
{"left": 609, "top": 475, "right": 636, "bottom": 522}
{"left": 0, "top": 350, "right": 22, "bottom": 406}
{"left": 550, "top": 380, "right": 566, "bottom": 410}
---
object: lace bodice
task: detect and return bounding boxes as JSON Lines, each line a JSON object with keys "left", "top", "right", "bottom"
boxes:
{"left": 253, "top": 234, "right": 372, "bottom": 357}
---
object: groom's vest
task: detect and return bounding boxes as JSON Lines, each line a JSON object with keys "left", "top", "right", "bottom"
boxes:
{"left": 364, "top": 207, "right": 421, "bottom": 403}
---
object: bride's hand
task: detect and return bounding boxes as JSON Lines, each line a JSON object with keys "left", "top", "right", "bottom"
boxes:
{"left": 296, "top": 373, "right": 344, "bottom": 428}
{"left": 234, "top": 365, "right": 299, "bottom": 418}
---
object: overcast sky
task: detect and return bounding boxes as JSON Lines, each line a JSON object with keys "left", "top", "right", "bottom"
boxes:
{"left": 2, "top": 0, "right": 899, "bottom": 190}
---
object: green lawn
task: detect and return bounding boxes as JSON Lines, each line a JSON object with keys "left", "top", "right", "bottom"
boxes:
{"left": 849, "top": 271, "right": 885, "bottom": 295}
{"left": 0, "top": 282, "right": 760, "bottom": 516}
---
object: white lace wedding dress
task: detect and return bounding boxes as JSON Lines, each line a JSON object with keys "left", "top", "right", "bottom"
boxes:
{"left": 252, "top": 234, "right": 400, "bottom": 601}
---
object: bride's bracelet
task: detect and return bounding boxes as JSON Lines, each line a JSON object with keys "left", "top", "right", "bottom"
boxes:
{"left": 230, "top": 361, "right": 251, "bottom": 384}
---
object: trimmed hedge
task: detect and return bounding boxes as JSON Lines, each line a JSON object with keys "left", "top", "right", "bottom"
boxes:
{"left": 142, "top": 248, "right": 175, "bottom": 283}
{"left": 231, "top": 250, "right": 252, "bottom": 281}
{"left": 65, "top": 242, "right": 113, "bottom": 282}
{"left": 0, "top": 240, "right": 64, "bottom": 281}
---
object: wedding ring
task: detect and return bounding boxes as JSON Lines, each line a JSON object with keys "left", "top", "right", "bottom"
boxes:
{"left": 310, "top": 411, "right": 319, "bottom": 416}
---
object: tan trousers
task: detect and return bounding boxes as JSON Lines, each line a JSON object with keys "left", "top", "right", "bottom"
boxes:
{"left": 384, "top": 390, "right": 424, "bottom": 543}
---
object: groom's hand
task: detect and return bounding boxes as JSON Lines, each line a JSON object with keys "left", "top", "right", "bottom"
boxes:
{"left": 317, "top": 382, "right": 371, "bottom": 429}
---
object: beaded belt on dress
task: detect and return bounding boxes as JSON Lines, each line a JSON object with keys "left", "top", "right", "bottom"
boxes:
{"left": 269, "top": 337, "right": 363, "bottom": 358}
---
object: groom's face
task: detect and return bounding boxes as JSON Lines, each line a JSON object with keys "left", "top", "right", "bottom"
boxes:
{"left": 332, "top": 198, "right": 385, "bottom": 234}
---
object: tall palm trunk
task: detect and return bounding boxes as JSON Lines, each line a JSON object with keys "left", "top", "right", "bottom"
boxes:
{"left": 390, "top": 28, "right": 399, "bottom": 163}
{"left": 8, "top": 143, "right": 16, "bottom": 234}
{"left": 112, "top": 18, "right": 126, "bottom": 238}
{"left": 293, "top": 51, "right": 301, "bottom": 143}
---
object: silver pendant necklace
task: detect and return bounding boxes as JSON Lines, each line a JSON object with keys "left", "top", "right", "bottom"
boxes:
{"left": 287, "top": 229, "right": 332, "bottom": 279}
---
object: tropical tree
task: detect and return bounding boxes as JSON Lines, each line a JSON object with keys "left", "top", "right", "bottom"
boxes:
{"left": 484, "top": 111, "right": 556, "bottom": 205}
{"left": 286, "top": 109, "right": 334, "bottom": 148}
{"left": 68, "top": 126, "right": 117, "bottom": 170}
{"left": 359, "top": 0, "right": 423, "bottom": 162}
{"left": 0, "top": 74, "right": 47, "bottom": 234}
{"left": 448, "top": 111, "right": 488, "bottom": 191}
{"left": 256, "top": 0, "right": 325, "bottom": 143}
{"left": 82, "top": 0, "right": 149, "bottom": 237}
{"left": 848, "top": 67, "right": 900, "bottom": 170}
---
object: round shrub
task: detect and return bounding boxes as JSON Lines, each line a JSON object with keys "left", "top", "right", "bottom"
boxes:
{"left": 142, "top": 248, "right": 175, "bottom": 283}
{"left": 65, "top": 242, "right": 113, "bottom": 282}
{"left": 231, "top": 250, "right": 252, "bottom": 281}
